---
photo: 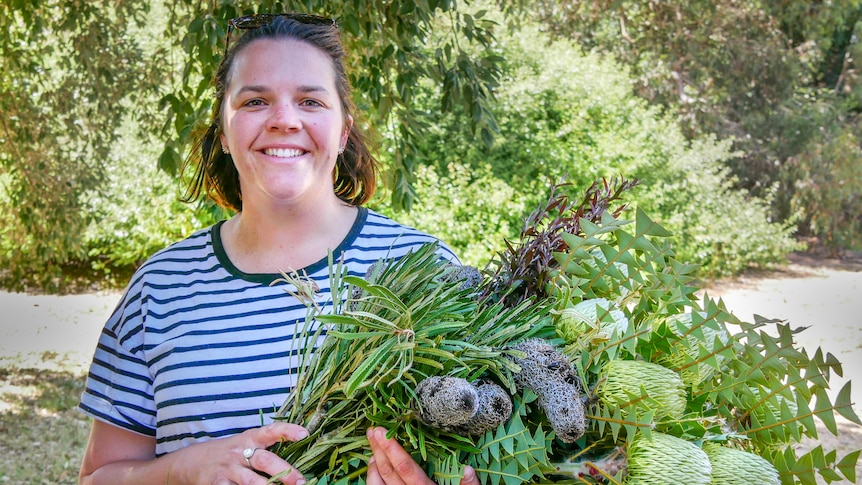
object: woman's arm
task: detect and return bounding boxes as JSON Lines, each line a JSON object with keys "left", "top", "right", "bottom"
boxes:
{"left": 79, "top": 420, "right": 309, "bottom": 485}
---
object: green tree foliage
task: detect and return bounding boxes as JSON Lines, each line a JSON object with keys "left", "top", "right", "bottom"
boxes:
{"left": 529, "top": 0, "right": 862, "bottom": 254}
{"left": 81, "top": 120, "right": 220, "bottom": 283}
{"left": 0, "top": 0, "right": 820, "bottom": 290}
{"left": 0, "top": 0, "right": 505, "bottom": 289}
{"left": 383, "top": 21, "right": 801, "bottom": 276}
{"left": 0, "top": 0, "right": 157, "bottom": 289}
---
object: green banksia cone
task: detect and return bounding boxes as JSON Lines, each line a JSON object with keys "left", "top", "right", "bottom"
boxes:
{"left": 653, "top": 312, "right": 731, "bottom": 387}
{"left": 507, "top": 339, "right": 586, "bottom": 442}
{"left": 598, "top": 359, "right": 686, "bottom": 421}
{"left": 626, "top": 432, "right": 712, "bottom": 485}
{"left": 556, "top": 298, "right": 629, "bottom": 343}
{"left": 704, "top": 443, "right": 780, "bottom": 485}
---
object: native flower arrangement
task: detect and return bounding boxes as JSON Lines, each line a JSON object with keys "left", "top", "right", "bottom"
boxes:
{"left": 270, "top": 179, "right": 861, "bottom": 485}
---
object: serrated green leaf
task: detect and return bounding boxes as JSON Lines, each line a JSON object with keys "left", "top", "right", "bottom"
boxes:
{"left": 795, "top": 392, "right": 818, "bottom": 436}
{"left": 837, "top": 450, "right": 861, "bottom": 482}
{"left": 834, "top": 381, "right": 862, "bottom": 424}
{"left": 489, "top": 427, "right": 502, "bottom": 462}
{"left": 792, "top": 449, "right": 818, "bottom": 485}
{"left": 814, "top": 388, "right": 839, "bottom": 435}
{"left": 501, "top": 460, "right": 520, "bottom": 485}
{"left": 635, "top": 206, "right": 673, "bottom": 237}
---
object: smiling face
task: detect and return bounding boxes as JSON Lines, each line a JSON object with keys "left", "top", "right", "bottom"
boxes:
{"left": 220, "top": 38, "right": 352, "bottom": 210}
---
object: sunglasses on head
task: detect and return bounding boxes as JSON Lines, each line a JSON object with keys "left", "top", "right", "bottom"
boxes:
{"left": 224, "top": 13, "right": 337, "bottom": 58}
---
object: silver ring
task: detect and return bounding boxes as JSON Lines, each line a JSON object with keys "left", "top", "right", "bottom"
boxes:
{"left": 243, "top": 447, "right": 259, "bottom": 468}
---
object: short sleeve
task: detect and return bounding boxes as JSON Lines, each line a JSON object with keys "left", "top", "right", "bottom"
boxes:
{"left": 78, "top": 277, "right": 157, "bottom": 437}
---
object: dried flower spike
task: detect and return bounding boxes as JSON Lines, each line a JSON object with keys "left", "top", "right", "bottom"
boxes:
{"left": 507, "top": 338, "right": 586, "bottom": 442}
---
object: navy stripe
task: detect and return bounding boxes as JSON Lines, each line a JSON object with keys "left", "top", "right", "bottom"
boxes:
{"left": 158, "top": 386, "right": 292, "bottom": 410}
{"left": 144, "top": 305, "right": 310, "bottom": 335}
{"left": 146, "top": 274, "right": 242, "bottom": 291}
{"left": 80, "top": 389, "right": 156, "bottom": 419}
{"left": 146, "top": 318, "right": 307, "bottom": 343}
{"left": 139, "top": 264, "right": 224, "bottom": 280}
{"left": 79, "top": 402, "right": 156, "bottom": 437}
{"left": 89, "top": 358, "right": 151, "bottom": 386}
{"left": 157, "top": 406, "right": 274, "bottom": 428}
{"left": 142, "top": 290, "right": 304, "bottom": 322}
{"left": 86, "top": 373, "right": 153, "bottom": 402}
{"left": 155, "top": 425, "right": 266, "bottom": 453}
{"left": 154, "top": 348, "right": 301, "bottom": 379}
{"left": 147, "top": 333, "right": 298, "bottom": 365}
{"left": 94, "top": 342, "right": 149, "bottom": 368}
{"left": 118, "top": 322, "right": 144, "bottom": 347}
{"left": 154, "top": 368, "right": 293, "bottom": 393}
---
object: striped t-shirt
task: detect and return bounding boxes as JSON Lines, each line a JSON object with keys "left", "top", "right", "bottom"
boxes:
{"left": 78, "top": 208, "right": 458, "bottom": 455}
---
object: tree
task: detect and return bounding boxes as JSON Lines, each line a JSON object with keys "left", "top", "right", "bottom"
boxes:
{"left": 0, "top": 0, "right": 157, "bottom": 289}
{"left": 527, "top": 0, "right": 862, "bottom": 253}
{"left": 381, "top": 20, "right": 800, "bottom": 275}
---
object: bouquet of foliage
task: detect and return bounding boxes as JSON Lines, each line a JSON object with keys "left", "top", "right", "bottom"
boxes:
{"left": 270, "top": 179, "right": 860, "bottom": 485}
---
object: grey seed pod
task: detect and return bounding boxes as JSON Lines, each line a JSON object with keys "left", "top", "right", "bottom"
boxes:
{"left": 507, "top": 338, "right": 586, "bottom": 443}
{"left": 452, "top": 379, "right": 513, "bottom": 436}
{"left": 349, "top": 260, "right": 386, "bottom": 310}
{"left": 364, "top": 260, "right": 386, "bottom": 282}
{"left": 415, "top": 376, "right": 479, "bottom": 430}
{"left": 441, "top": 264, "right": 483, "bottom": 290}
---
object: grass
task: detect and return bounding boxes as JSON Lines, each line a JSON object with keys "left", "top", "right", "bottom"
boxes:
{"left": 0, "top": 355, "right": 91, "bottom": 484}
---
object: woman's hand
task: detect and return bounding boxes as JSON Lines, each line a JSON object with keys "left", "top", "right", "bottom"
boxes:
{"left": 365, "top": 427, "right": 481, "bottom": 485}
{"left": 208, "top": 422, "right": 310, "bottom": 485}
{"left": 79, "top": 420, "right": 309, "bottom": 485}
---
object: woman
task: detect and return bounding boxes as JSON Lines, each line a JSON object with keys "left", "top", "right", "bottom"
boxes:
{"left": 78, "top": 14, "right": 479, "bottom": 485}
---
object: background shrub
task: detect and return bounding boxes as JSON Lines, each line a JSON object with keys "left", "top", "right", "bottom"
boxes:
{"left": 81, "top": 122, "right": 220, "bottom": 281}
{"left": 379, "top": 22, "right": 802, "bottom": 275}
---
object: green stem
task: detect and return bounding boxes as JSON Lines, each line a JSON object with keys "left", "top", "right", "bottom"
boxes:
{"left": 744, "top": 401, "right": 852, "bottom": 434}
{"left": 585, "top": 414, "right": 653, "bottom": 428}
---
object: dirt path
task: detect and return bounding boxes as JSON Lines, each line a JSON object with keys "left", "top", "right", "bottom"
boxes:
{"left": 2, "top": 254, "right": 858, "bottom": 397}
{"left": 702, "top": 253, "right": 862, "bottom": 416}
{"left": 0, "top": 290, "right": 120, "bottom": 376}
{"left": 703, "top": 253, "right": 862, "bottom": 484}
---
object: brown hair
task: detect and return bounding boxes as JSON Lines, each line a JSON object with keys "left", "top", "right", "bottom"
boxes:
{"left": 181, "top": 16, "right": 379, "bottom": 211}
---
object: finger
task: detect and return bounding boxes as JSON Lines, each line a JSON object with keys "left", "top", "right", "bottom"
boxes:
{"left": 460, "top": 465, "right": 480, "bottom": 485}
{"left": 366, "top": 457, "right": 382, "bottom": 485}
{"left": 367, "top": 428, "right": 402, "bottom": 485}
{"left": 367, "top": 427, "right": 430, "bottom": 485}
{"left": 235, "top": 467, "right": 299, "bottom": 485}
{"left": 259, "top": 422, "right": 310, "bottom": 443}
{"left": 244, "top": 448, "right": 305, "bottom": 485}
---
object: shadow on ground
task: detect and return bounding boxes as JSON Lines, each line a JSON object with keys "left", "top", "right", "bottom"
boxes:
{"left": 0, "top": 365, "right": 91, "bottom": 484}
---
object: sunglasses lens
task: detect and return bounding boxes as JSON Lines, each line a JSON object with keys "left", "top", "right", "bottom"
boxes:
{"left": 288, "top": 14, "right": 336, "bottom": 26}
{"left": 225, "top": 13, "right": 337, "bottom": 56}
{"left": 232, "top": 14, "right": 276, "bottom": 30}
{"left": 231, "top": 13, "right": 335, "bottom": 31}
